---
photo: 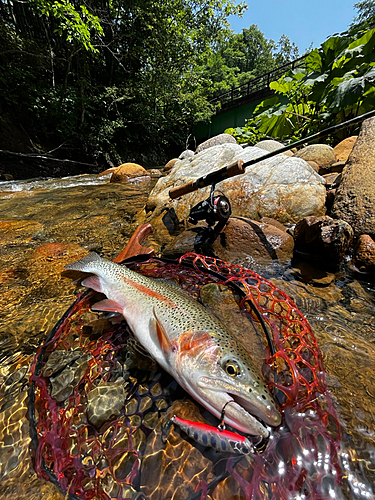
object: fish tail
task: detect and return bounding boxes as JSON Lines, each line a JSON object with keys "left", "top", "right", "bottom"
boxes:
{"left": 64, "top": 252, "right": 102, "bottom": 272}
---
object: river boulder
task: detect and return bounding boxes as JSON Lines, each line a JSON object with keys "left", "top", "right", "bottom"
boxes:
{"left": 334, "top": 136, "right": 357, "bottom": 162}
{"left": 110, "top": 162, "right": 150, "bottom": 183}
{"left": 196, "top": 133, "right": 237, "bottom": 153}
{"left": 293, "top": 144, "right": 337, "bottom": 173}
{"left": 352, "top": 234, "right": 375, "bottom": 274}
{"left": 164, "top": 158, "right": 179, "bottom": 172}
{"left": 294, "top": 215, "right": 353, "bottom": 265}
{"left": 179, "top": 149, "right": 195, "bottom": 159}
{"left": 146, "top": 143, "right": 326, "bottom": 224}
{"left": 163, "top": 217, "right": 294, "bottom": 266}
{"left": 331, "top": 116, "right": 375, "bottom": 237}
{"left": 254, "top": 139, "right": 293, "bottom": 156}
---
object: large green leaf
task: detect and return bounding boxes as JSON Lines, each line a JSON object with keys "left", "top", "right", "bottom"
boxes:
{"left": 305, "top": 49, "right": 322, "bottom": 72}
{"left": 328, "top": 76, "right": 366, "bottom": 112}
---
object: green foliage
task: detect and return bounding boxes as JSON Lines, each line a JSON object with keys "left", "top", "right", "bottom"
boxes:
{"left": 0, "top": 0, "right": 248, "bottom": 165}
{"left": 29, "top": 0, "right": 103, "bottom": 52}
{"left": 198, "top": 25, "right": 299, "bottom": 96}
{"left": 353, "top": 0, "right": 375, "bottom": 25}
{"left": 228, "top": 26, "right": 375, "bottom": 144}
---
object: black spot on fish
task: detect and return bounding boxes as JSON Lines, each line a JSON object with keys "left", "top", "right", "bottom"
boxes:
{"left": 210, "top": 436, "right": 217, "bottom": 448}
{"left": 202, "top": 433, "right": 208, "bottom": 445}
{"left": 193, "top": 431, "right": 198, "bottom": 441}
{"left": 221, "top": 439, "right": 227, "bottom": 451}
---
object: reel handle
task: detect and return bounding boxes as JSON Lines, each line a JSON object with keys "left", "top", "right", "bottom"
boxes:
{"left": 169, "top": 159, "right": 244, "bottom": 199}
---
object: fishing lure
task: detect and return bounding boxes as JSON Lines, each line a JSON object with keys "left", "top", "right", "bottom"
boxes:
{"left": 163, "top": 414, "right": 255, "bottom": 455}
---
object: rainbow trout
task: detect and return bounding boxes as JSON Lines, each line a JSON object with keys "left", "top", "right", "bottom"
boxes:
{"left": 65, "top": 253, "right": 281, "bottom": 437}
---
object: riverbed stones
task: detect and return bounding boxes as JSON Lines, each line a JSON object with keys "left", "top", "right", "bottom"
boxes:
{"left": 334, "top": 136, "right": 357, "bottom": 162}
{"left": 110, "top": 163, "right": 150, "bottom": 183}
{"left": 0, "top": 219, "right": 43, "bottom": 245}
{"left": 331, "top": 117, "right": 375, "bottom": 237}
{"left": 352, "top": 234, "right": 375, "bottom": 274}
{"left": 42, "top": 349, "right": 82, "bottom": 377}
{"left": 323, "top": 172, "right": 342, "bottom": 186}
{"left": 86, "top": 379, "right": 126, "bottom": 427}
{"left": 49, "top": 353, "right": 92, "bottom": 402}
{"left": 294, "top": 215, "right": 354, "bottom": 265}
{"left": 195, "top": 133, "right": 237, "bottom": 153}
{"left": 254, "top": 139, "right": 293, "bottom": 156}
{"left": 147, "top": 143, "right": 326, "bottom": 224}
{"left": 293, "top": 144, "right": 337, "bottom": 172}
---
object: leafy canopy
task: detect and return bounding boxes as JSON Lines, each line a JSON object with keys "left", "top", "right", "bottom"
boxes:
{"left": 226, "top": 24, "right": 375, "bottom": 144}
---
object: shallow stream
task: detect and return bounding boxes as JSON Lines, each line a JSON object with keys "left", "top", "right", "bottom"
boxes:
{"left": 0, "top": 173, "right": 374, "bottom": 499}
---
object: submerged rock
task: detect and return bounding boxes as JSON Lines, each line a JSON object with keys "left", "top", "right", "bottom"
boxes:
{"left": 331, "top": 117, "right": 375, "bottom": 237}
{"left": 42, "top": 349, "right": 82, "bottom": 377}
{"left": 86, "top": 379, "right": 126, "bottom": 427}
{"left": 294, "top": 215, "right": 353, "bottom": 265}
{"left": 147, "top": 144, "right": 326, "bottom": 224}
{"left": 0, "top": 219, "right": 43, "bottom": 245}
{"left": 196, "top": 133, "right": 237, "bottom": 153}
{"left": 49, "top": 353, "right": 92, "bottom": 402}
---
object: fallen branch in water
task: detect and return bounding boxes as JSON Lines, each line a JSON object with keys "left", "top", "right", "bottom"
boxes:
{"left": 0, "top": 149, "right": 97, "bottom": 167}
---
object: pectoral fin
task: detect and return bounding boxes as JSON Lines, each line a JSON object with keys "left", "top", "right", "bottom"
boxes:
{"left": 81, "top": 275, "right": 103, "bottom": 292}
{"left": 153, "top": 308, "right": 172, "bottom": 355}
{"left": 92, "top": 299, "right": 123, "bottom": 313}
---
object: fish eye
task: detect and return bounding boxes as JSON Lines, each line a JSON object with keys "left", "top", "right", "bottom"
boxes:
{"left": 224, "top": 360, "right": 240, "bottom": 377}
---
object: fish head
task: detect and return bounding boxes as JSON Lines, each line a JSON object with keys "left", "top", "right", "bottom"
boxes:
{"left": 169, "top": 329, "right": 281, "bottom": 438}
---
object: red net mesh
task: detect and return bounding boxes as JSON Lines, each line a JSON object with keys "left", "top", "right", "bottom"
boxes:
{"left": 30, "top": 253, "right": 343, "bottom": 500}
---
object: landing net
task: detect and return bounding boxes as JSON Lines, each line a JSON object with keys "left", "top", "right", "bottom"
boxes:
{"left": 29, "top": 252, "right": 345, "bottom": 500}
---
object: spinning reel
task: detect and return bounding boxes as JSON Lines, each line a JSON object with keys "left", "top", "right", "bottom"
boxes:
{"left": 189, "top": 186, "right": 231, "bottom": 227}
{"left": 162, "top": 183, "right": 232, "bottom": 253}
{"left": 162, "top": 159, "right": 244, "bottom": 252}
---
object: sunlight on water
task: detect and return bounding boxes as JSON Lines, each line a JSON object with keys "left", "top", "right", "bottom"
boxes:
{"left": 0, "top": 173, "right": 111, "bottom": 194}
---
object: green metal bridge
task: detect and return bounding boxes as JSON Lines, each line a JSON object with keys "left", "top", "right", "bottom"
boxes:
{"left": 195, "top": 55, "right": 307, "bottom": 141}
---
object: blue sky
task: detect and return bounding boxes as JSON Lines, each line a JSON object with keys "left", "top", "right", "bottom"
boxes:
{"left": 229, "top": 0, "right": 357, "bottom": 52}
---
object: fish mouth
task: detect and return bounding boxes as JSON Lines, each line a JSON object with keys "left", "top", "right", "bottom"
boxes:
{"left": 193, "top": 377, "right": 281, "bottom": 437}
{"left": 219, "top": 391, "right": 270, "bottom": 438}
{"left": 188, "top": 384, "right": 269, "bottom": 437}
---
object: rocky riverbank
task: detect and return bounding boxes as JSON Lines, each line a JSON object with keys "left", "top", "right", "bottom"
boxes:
{"left": 118, "top": 119, "right": 375, "bottom": 279}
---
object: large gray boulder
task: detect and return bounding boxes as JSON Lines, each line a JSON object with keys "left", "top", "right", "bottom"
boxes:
{"left": 254, "top": 139, "right": 293, "bottom": 157}
{"left": 147, "top": 144, "right": 326, "bottom": 224}
{"left": 196, "top": 133, "right": 237, "bottom": 153}
{"left": 331, "top": 116, "right": 375, "bottom": 237}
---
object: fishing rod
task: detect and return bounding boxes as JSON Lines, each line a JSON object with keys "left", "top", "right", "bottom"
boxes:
{"left": 169, "top": 109, "right": 375, "bottom": 200}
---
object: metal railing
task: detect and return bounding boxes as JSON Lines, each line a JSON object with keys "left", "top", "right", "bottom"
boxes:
{"left": 209, "top": 54, "right": 308, "bottom": 108}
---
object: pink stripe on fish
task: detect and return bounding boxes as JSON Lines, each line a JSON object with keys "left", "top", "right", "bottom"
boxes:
{"left": 119, "top": 275, "right": 177, "bottom": 308}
